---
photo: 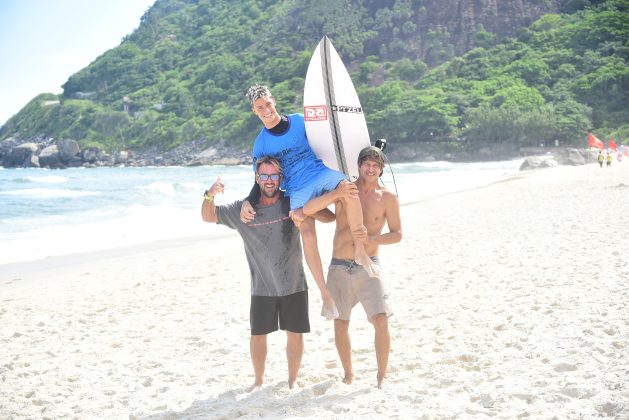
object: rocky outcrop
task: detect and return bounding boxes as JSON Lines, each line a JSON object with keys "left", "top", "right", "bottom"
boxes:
{"left": 519, "top": 148, "right": 598, "bottom": 171}
{"left": 0, "top": 136, "right": 601, "bottom": 170}
{"left": 0, "top": 137, "right": 19, "bottom": 160}
{"left": 0, "top": 138, "right": 251, "bottom": 169}
{"left": 58, "top": 139, "right": 80, "bottom": 162}
{"left": 519, "top": 156, "right": 558, "bottom": 170}
{"left": 38, "top": 145, "right": 62, "bottom": 168}
{"left": 554, "top": 148, "right": 596, "bottom": 165}
{"left": 4, "top": 143, "right": 38, "bottom": 167}
{"left": 186, "top": 147, "right": 244, "bottom": 166}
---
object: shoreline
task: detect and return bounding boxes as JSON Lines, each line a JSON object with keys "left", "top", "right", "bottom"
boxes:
{"left": 1, "top": 158, "right": 524, "bottom": 269}
{"left": 0, "top": 234, "right": 229, "bottom": 289}
{"left": 2, "top": 162, "right": 628, "bottom": 418}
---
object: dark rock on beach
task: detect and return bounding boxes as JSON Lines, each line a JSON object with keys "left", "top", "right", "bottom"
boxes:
{"left": 0, "top": 137, "right": 251, "bottom": 169}
{"left": 519, "top": 148, "right": 598, "bottom": 171}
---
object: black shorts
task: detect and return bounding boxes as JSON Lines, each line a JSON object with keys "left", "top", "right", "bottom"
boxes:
{"left": 250, "top": 290, "right": 310, "bottom": 335}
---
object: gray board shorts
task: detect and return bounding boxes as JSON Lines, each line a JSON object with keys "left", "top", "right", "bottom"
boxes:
{"left": 326, "top": 257, "right": 392, "bottom": 321}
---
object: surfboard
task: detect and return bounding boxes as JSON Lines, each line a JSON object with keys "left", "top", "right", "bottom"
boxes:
{"left": 304, "top": 36, "right": 370, "bottom": 181}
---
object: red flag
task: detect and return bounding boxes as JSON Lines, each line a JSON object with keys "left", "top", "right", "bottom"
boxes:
{"left": 608, "top": 139, "right": 617, "bottom": 151}
{"left": 588, "top": 133, "right": 604, "bottom": 149}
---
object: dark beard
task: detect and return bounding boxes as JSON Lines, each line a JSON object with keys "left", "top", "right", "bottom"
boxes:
{"left": 261, "top": 187, "right": 279, "bottom": 199}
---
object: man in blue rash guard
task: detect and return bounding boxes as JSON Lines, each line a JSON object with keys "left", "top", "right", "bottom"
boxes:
{"left": 240, "top": 84, "right": 379, "bottom": 318}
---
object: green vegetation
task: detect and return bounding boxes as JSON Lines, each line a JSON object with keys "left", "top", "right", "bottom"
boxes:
{"left": 1, "top": 0, "right": 628, "bottom": 153}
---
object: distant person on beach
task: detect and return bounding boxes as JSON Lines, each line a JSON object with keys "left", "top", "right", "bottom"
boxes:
{"left": 302, "top": 146, "right": 402, "bottom": 388}
{"left": 598, "top": 151, "right": 604, "bottom": 168}
{"left": 240, "top": 84, "right": 378, "bottom": 319}
{"left": 606, "top": 152, "right": 612, "bottom": 167}
{"left": 201, "top": 156, "right": 334, "bottom": 390}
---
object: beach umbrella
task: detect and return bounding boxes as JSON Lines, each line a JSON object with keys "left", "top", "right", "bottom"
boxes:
{"left": 588, "top": 133, "right": 604, "bottom": 149}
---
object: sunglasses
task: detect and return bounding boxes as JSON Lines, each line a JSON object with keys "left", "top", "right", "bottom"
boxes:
{"left": 257, "top": 173, "right": 281, "bottom": 181}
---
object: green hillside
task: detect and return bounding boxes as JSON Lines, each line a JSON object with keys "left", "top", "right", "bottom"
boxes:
{"left": 1, "top": 0, "right": 628, "bottom": 154}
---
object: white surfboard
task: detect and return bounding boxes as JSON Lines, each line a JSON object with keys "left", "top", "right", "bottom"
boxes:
{"left": 304, "top": 36, "right": 370, "bottom": 180}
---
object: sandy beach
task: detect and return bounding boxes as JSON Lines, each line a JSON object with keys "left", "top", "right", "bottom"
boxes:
{"left": 1, "top": 161, "right": 628, "bottom": 419}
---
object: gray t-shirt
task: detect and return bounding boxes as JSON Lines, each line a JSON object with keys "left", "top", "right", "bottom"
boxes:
{"left": 216, "top": 195, "right": 307, "bottom": 297}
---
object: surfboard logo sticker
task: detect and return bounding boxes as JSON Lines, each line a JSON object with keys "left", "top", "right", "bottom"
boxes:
{"left": 331, "top": 105, "right": 363, "bottom": 114}
{"left": 304, "top": 105, "right": 328, "bottom": 121}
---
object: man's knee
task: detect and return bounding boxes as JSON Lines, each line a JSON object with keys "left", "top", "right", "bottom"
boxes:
{"left": 297, "top": 217, "right": 316, "bottom": 239}
{"left": 251, "top": 334, "right": 267, "bottom": 343}
{"left": 334, "top": 319, "right": 350, "bottom": 333}
{"left": 336, "top": 181, "right": 360, "bottom": 205}
{"left": 371, "top": 313, "right": 389, "bottom": 331}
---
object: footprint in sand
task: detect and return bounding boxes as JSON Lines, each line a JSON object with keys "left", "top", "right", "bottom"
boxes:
{"left": 596, "top": 402, "right": 622, "bottom": 417}
{"left": 559, "top": 386, "right": 595, "bottom": 399}
{"left": 602, "top": 327, "right": 617, "bottom": 336}
{"left": 553, "top": 362, "right": 578, "bottom": 372}
{"left": 470, "top": 393, "right": 497, "bottom": 408}
{"left": 511, "top": 393, "right": 536, "bottom": 404}
{"left": 312, "top": 380, "right": 334, "bottom": 396}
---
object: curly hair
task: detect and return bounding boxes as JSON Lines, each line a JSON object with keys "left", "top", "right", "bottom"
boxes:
{"left": 246, "top": 84, "right": 273, "bottom": 106}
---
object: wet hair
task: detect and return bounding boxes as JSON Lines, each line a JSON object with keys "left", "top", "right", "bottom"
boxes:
{"left": 358, "top": 146, "right": 385, "bottom": 176}
{"left": 255, "top": 156, "right": 283, "bottom": 175}
{"left": 247, "top": 84, "right": 273, "bottom": 106}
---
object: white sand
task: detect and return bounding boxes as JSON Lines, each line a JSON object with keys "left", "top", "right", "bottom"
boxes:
{"left": 1, "top": 162, "right": 628, "bottom": 419}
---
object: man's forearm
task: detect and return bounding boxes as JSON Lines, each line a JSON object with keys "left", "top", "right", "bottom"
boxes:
{"left": 201, "top": 199, "right": 217, "bottom": 223}
{"left": 370, "top": 230, "right": 402, "bottom": 246}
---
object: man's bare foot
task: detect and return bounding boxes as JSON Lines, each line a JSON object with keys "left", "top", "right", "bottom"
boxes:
{"left": 342, "top": 373, "right": 354, "bottom": 385}
{"left": 247, "top": 382, "right": 263, "bottom": 392}
{"left": 377, "top": 376, "right": 386, "bottom": 389}
{"left": 288, "top": 380, "right": 303, "bottom": 390}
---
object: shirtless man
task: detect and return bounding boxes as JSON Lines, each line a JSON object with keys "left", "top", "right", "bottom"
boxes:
{"left": 303, "top": 146, "right": 402, "bottom": 388}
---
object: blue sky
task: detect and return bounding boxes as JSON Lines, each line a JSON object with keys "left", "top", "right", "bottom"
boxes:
{"left": 0, "top": 0, "right": 156, "bottom": 126}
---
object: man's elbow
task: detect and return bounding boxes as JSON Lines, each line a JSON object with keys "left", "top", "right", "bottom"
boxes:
{"left": 391, "top": 230, "right": 402, "bottom": 244}
{"left": 201, "top": 210, "right": 217, "bottom": 223}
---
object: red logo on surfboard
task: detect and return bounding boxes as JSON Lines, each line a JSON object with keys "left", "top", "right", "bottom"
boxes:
{"left": 304, "top": 105, "right": 328, "bottom": 121}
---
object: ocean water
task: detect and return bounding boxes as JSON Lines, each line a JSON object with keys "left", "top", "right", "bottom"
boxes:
{"left": 0, "top": 159, "right": 524, "bottom": 266}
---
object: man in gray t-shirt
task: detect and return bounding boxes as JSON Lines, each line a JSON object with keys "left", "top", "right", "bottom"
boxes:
{"left": 216, "top": 195, "right": 306, "bottom": 297}
{"left": 201, "top": 156, "right": 333, "bottom": 390}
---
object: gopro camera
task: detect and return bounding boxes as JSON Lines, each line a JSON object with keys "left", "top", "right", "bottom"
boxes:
{"left": 375, "top": 138, "right": 387, "bottom": 152}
